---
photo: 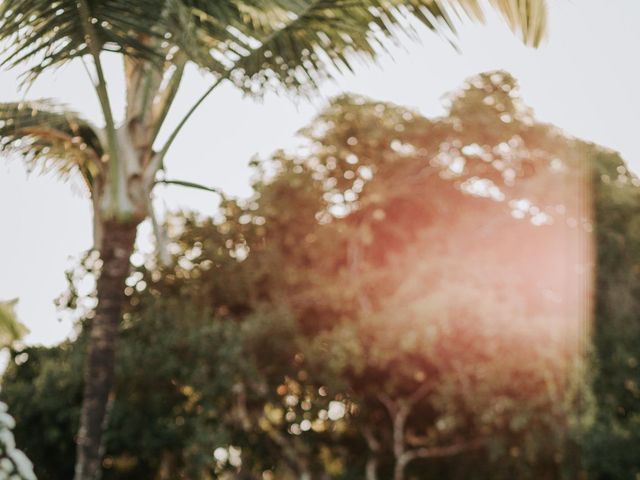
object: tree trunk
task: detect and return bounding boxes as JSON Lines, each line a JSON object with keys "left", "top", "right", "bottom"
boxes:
{"left": 365, "top": 458, "right": 379, "bottom": 480}
{"left": 393, "top": 456, "right": 408, "bottom": 480}
{"left": 74, "top": 220, "right": 138, "bottom": 480}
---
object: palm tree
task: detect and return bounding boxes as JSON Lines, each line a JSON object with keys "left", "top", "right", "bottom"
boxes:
{"left": 0, "top": 1, "right": 547, "bottom": 478}
{"left": 0, "top": 298, "right": 29, "bottom": 348}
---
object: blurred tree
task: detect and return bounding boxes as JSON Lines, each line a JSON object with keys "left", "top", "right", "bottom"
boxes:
{"left": 0, "top": 2, "right": 548, "bottom": 477}
{"left": 3, "top": 70, "right": 620, "bottom": 479}
{"left": 581, "top": 148, "right": 640, "bottom": 479}
{"left": 286, "top": 72, "right": 594, "bottom": 479}
{"left": 0, "top": 300, "right": 36, "bottom": 480}
{"left": 0, "top": 299, "right": 29, "bottom": 348}
{"left": 2, "top": 343, "right": 82, "bottom": 479}
{"left": 0, "top": 401, "right": 37, "bottom": 480}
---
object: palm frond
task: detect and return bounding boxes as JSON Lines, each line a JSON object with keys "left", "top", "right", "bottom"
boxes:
{"left": 170, "top": 0, "right": 547, "bottom": 94}
{"left": 169, "top": 0, "right": 433, "bottom": 92}
{"left": 0, "top": 299, "right": 29, "bottom": 347}
{"left": 0, "top": 100, "right": 103, "bottom": 187}
{"left": 448, "top": 0, "right": 547, "bottom": 46}
{"left": 157, "top": 0, "right": 547, "bottom": 159}
{"left": 1, "top": 0, "right": 547, "bottom": 89}
{"left": 0, "top": 0, "right": 165, "bottom": 82}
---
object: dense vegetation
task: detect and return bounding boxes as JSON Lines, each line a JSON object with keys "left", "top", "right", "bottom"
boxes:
{"left": 2, "top": 72, "right": 639, "bottom": 479}
{"left": 0, "top": 2, "right": 547, "bottom": 476}
{"left": 0, "top": 300, "right": 36, "bottom": 480}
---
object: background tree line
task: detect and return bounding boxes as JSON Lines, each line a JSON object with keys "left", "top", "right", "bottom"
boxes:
{"left": 3, "top": 72, "right": 639, "bottom": 479}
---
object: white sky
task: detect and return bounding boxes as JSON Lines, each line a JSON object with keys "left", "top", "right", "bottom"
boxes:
{"left": 1, "top": 0, "right": 639, "bottom": 345}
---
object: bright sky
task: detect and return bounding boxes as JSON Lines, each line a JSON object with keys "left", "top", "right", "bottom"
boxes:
{"left": 1, "top": 1, "right": 639, "bottom": 346}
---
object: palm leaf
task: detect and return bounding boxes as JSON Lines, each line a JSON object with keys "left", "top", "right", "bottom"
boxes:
{"left": 170, "top": 0, "right": 547, "bottom": 93}
{"left": 0, "top": 0, "right": 165, "bottom": 82}
{"left": 0, "top": 299, "right": 29, "bottom": 347}
{"left": 0, "top": 100, "right": 103, "bottom": 187}
{"left": 450, "top": 0, "right": 548, "bottom": 46}
{"left": 157, "top": 0, "right": 547, "bottom": 160}
{"left": 1, "top": 0, "right": 546, "bottom": 89}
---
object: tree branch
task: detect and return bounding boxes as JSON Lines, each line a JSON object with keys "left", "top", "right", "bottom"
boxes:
{"left": 155, "top": 179, "right": 222, "bottom": 195}
{"left": 363, "top": 426, "right": 381, "bottom": 480}
{"left": 77, "top": 0, "right": 121, "bottom": 215}
{"left": 149, "top": 197, "right": 171, "bottom": 267}
{"left": 379, "top": 382, "right": 437, "bottom": 480}
{"left": 407, "top": 382, "right": 433, "bottom": 406}
{"left": 232, "top": 382, "right": 310, "bottom": 476}
{"left": 402, "top": 438, "right": 485, "bottom": 463}
{"left": 156, "top": 0, "right": 324, "bottom": 167}
{"left": 149, "top": 59, "right": 186, "bottom": 150}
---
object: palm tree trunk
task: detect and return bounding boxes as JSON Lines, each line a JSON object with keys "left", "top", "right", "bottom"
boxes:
{"left": 74, "top": 219, "right": 138, "bottom": 480}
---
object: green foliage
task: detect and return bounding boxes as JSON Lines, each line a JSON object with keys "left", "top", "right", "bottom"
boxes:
{"left": 0, "top": 0, "right": 165, "bottom": 82}
{"left": 3, "top": 71, "right": 636, "bottom": 479}
{"left": 0, "top": 1, "right": 547, "bottom": 89}
{"left": 0, "top": 401, "right": 37, "bottom": 480}
{"left": 2, "top": 344, "right": 82, "bottom": 479}
{"left": 0, "top": 101, "right": 102, "bottom": 186}
{"left": 0, "top": 299, "right": 29, "bottom": 347}
{"left": 1, "top": 2, "right": 547, "bottom": 477}
{"left": 583, "top": 149, "right": 640, "bottom": 479}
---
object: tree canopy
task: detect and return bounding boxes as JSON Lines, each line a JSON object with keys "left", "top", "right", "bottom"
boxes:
{"left": 3, "top": 70, "right": 638, "bottom": 479}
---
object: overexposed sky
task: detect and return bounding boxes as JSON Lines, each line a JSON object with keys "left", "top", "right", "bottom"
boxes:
{"left": 1, "top": 0, "right": 639, "bottom": 345}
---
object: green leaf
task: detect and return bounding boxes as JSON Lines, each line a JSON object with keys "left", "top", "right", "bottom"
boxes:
{"left": 171, "top": 0, "right": 547, "bottom": 93}
{"left": 0, "top": 100, "right": 103, "bottom": 187}
{"left": 0, "top": 299, "right": 29, "bottom": 347}
{"left": 0, "top": 0, "right": 165, "bottom": 82}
